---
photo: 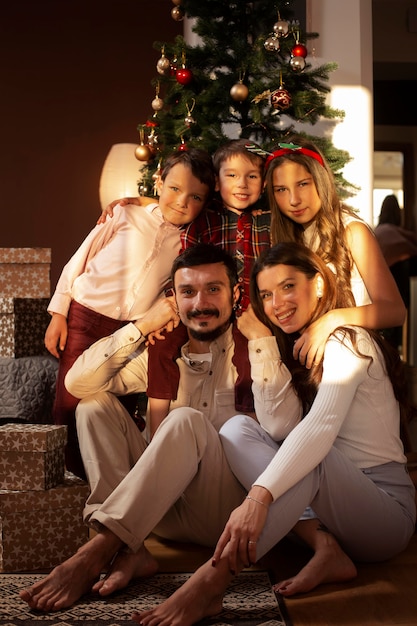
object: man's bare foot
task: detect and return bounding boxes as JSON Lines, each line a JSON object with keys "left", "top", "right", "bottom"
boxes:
{"left": 132, "top": 557, "right": 233, "bottom": 626}
{"left": 92, "top": 543, "right": 159, "bottom": 596}
{"left": 19, "top": 530, "right": 122, "bottom": 612}
{"left": 273, "top": 544, "right": 357, "bottom": 596}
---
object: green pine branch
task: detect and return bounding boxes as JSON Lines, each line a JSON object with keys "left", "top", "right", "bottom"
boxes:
{"left": 137, "top": 0, "right": 354, "bottom": 197}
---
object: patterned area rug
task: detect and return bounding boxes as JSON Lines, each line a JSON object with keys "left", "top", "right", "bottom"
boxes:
{"left": 0, "top": 571, "right": 291, "bottom": 626}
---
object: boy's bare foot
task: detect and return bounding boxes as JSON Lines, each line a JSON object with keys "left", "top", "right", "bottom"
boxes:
{"left": 19, "top": 530, "right": 122, "bottom": 612}
{"left": 273, "top": 544, "right": 357, "bottom": 596}
{"left": 92, "top": 543, "right": 159, "bottom": 596}
{"left": 132, "top": 557, "right": 233, "bottom": 626}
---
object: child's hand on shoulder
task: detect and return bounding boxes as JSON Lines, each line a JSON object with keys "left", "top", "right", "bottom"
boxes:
{"left": 97, "top": 196, "right": 151, "bottom": 225}
{"left": 294, "top": 311, "right": 340, "bottom": 368}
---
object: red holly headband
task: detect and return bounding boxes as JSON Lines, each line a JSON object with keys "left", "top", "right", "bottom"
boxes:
{"left": 245, "top": 142, "right": 324, "bottom": 170}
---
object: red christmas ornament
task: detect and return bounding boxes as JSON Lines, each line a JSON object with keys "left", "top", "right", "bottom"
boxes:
{"left": 178, "top": 141, "right": 188, "bottom": 151}
{"left": 291, "top": 43, "right": 308, "bottom": 58}
{"left": 176, "top": 67, "right": 193, "bottom": 85}
{"left": 270, "top": 88, "right": 292, "bottom": 111}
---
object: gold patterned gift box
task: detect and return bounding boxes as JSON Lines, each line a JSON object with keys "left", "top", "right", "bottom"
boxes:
{"left": 0, "top": 424, "right": 67, "bottom": 491}
{"left": 0, "top": 247, "right": 51, "bottom": 299}
{"left": 0, "top": 472, "right": 90, "bottom": 572}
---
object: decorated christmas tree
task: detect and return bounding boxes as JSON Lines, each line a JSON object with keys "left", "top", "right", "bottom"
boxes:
{"left": 135, "top": 0, "right": 353, "bottom": 196}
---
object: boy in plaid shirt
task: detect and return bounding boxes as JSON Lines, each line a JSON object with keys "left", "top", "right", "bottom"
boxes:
{"left": 147, "top": 139, "right": 271, "bottom": 434}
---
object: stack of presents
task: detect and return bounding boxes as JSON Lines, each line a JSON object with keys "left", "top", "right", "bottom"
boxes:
{"left": 0, "top": 248, "right": 90, "bottom": 572}
{"left": 0, "top": 424, "right": 89, "bottom": 571}
{"left": 0, "top": 247, "right": 52, "bottom": 358}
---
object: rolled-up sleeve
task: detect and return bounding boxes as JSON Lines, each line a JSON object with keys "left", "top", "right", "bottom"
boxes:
{"left": 65, "top": 323, "right": 148, "bottom": 398}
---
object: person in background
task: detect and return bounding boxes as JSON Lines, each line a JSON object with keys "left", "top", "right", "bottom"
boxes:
{"left": 134, "top": 242, "right": 415, "bottom": 626}
{"left": 44, "top": 149, "right": 215, "bottom": 478}
{"left": 374, "top": 194, "right": 417, "bottom": 353}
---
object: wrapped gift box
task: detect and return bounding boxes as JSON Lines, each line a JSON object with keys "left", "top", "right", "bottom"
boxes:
{"left": 0, "top": 472, "right": 90, "bottom": 572}
{"left": 0, "top": 297, "right": 50, "bottom": 358}
{"left": 0, "top": 424, "right": 67, "bottom": 491}
{"left": 0, "top": 248, "right": 51, "bottom": 299}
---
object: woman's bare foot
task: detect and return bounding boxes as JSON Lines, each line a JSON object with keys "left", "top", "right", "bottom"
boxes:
{"left": 92, "top": 543, "right": 159, "bottom": 596}
{"left": 273, "top": 544, "right": 357, "bottom": 596}
{"left": 132, "top": 556, "right": 233, "bottom": 626}
{"left": 19, "top": 530, "right": 122, "bottom": 612}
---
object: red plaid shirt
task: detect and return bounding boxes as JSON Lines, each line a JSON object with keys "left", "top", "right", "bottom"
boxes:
{"left": 181, "top": 203, "right": 271, "bottom": 312}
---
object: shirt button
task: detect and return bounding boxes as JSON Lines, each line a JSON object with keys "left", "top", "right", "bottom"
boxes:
{"left": 256, "top": 348, "right": 261, "bottom": 353}
{"left": 202, "top": 402, "right": 208, "bottom": 407}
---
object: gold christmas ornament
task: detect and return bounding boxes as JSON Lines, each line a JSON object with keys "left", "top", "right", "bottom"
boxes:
{"left": 171, "top": 6, "right": 184, "bottom": 21}
{"left": 135, "top": 143, "right": 153, "bottom": 161}
{"left": 273, "top": 19, "right": 289, "bottom": 37}
{"left": 230, "top": 82, "right": 249, "bottom": 102}
{"left": 151, "top": 96, "right": 164, "bottom": 111}
{"left": 135, "top": 126, "right": 153, "bottom": 162}
{"left": 290, "top": 56, "right": 306, "bottom": 72}
{"left": 156, "top": 48, "right": 170, "bottom": 75}
{"left": 264, "top": 35, "right": 280, "bottom": 52}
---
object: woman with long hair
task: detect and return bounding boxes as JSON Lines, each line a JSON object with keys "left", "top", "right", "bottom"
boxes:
{"left": 135, "top": 242, "right": 415, "bottom": 626}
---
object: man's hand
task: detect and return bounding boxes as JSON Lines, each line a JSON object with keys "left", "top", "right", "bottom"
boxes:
{"left": 44, "top": 313, "right": 68, "bottom": 358}
{"left": 135, "top": 297, "right": 180, "bottom": 338}
{"left": 237, "top": 305, "right": 272, "bottom": 341}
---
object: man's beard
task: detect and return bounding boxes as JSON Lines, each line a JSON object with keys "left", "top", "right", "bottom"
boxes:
{"left": 187, "top": 308, "right": 230, "bottom": 342}
{"left": 189, "top": 320, "right": 230, "bottom": 342}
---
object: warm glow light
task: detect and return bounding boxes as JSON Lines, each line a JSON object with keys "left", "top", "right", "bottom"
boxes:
{"left": 99, "top": 143, "right": 144, "bottom": 210}
{"left": 329, "top": 86, "right": 373, "bottom": 224}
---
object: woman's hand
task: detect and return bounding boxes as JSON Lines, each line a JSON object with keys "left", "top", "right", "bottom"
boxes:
{"left": 212, "top": 488, "right": 271, "bottom": 573}
{"left": 237, "top": 305, "right": 272, "bottom": 341}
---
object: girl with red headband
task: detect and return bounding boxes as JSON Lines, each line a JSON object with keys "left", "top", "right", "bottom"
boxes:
{"left": 256, "top": 135, "right": 406, "bottom": 369}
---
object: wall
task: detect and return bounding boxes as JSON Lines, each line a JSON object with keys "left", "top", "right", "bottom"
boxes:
{"left": 1, "top": 0, "right": 416, "bottom": 291}
{"left": 0, "top": 0, "right": 181, "bottom": 289}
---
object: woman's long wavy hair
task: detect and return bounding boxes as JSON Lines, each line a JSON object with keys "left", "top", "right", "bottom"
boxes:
{"left": 250, "top": 242, "right": 409, "bottom": 418}
{"left": 266, "top": 135, "right": 358, "bottom": 309}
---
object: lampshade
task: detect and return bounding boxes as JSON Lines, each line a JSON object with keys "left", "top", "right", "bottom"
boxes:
{"left": 99, "top": 143, "right": 144, "bottom": 210}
